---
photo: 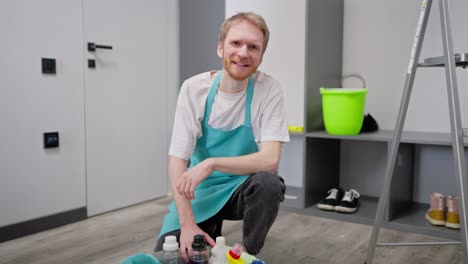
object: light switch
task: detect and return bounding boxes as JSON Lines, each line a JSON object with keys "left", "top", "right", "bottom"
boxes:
{"left": 43, "top": 132, "right": 59, "bottom": 148}
{"left": 88, "top": 59, "right": 96, "bottom": 69}
{"left": 41, "top": 58, "right": 56, "bottom": 74}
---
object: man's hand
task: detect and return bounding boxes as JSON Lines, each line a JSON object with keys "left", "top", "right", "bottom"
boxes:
{"left": 176, "top": 158, "right": 214, "bottom": 200}
{"left": 179, "top": 224, "right": 216, "bottom": 262}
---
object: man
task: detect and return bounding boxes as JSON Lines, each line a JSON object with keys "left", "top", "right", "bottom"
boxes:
{"left": 155, "top": 12, "right": 289, "bottom": 261}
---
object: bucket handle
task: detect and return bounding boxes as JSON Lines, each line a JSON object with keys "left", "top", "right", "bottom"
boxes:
{"left": 341, "top": 73, "right": 366, "bottom": 88}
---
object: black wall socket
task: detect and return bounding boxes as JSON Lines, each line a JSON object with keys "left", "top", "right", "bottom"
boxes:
{"left": 88, "top": 59, "right": 96, "bottom": 69}
{"left": 43, "top": 132, "right": 59, "bottom": 148}
{"left": 41, "top": 58, "right": 56, "bottom": 74}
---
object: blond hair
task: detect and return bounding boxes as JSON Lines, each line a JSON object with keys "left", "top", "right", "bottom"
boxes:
{"left": 218, "top": 12, "right": 270, "bottom": 54}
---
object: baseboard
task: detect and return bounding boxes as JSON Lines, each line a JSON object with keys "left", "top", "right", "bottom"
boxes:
{"left": 0, "top": 207, "right": 87, "bottom": 243}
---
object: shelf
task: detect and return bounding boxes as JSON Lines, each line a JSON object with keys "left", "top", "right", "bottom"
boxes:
{"left": 418, "top": 53, "right": 468, "bottom": 68}
{"left": 283, "top": 196, "right": 461, "bottom": 241}
{"left": 284, "top": 196, "right": 379, "bottom": 226}
{"left": 386, "top": 202, "right": 460, "bottom": 241}
{"left": 306, "top": 130, "right": 468, "bottom": 146}
{"left": 288, "top": 131, "right": 307, "bottom": 137}
{"left": 400, "top": 131, "right": 468, "bottom": 146}
{"left": 305, "top": 130, "right": 393, "bottom": 142}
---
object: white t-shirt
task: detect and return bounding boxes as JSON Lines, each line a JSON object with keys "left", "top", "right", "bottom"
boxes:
{"left": 169, "top": 70, "right": 290, "bottom": 160}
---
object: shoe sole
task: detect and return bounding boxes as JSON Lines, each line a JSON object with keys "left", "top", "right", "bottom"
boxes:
{"left": 445, "top": 222, "right": 460, "bottom": 229}
{"left": 425, "top": 213, "right": 446, "bottom": 226}
{"left": 335, "top": 206, "right": 357, "bottom": 213}
{"left": 317, "top": 204, "right": 335, "bottom": 211}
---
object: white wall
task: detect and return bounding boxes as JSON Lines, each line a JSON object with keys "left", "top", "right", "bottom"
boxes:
{"left": 0, "top": 0, "right": 86, "bottom": 226}
{"left": 343, "top": 0, "right": 468, "bottom": 132}
{"left": 166, "top": 0, "right": 180, "bottom": 173}
{"left": 226, "top": 0, "right": 307, "bottom": 128}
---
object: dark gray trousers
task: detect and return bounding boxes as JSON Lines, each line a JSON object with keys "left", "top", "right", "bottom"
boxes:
{"left": 155, "top": 171, "right": 285, "bottom": 255}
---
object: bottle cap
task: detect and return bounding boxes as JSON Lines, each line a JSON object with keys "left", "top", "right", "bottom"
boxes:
{"left": 228, "top": 243, "right": 243, "bottom": 259}
{"left": 215, "top": 236, "right": 226, "bottom": 247}
{"left": 192, "top": 234, "right": 207, "bottom": 251}
{"left": 252, "top": 260, "right": 266, "bottom": 264}
{"left": 163, "top": 235, "right": 179, "bottom": 251}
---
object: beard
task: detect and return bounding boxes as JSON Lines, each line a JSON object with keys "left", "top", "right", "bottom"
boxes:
{"left": 222, "top": 56, "right": 259, "bottom": 81}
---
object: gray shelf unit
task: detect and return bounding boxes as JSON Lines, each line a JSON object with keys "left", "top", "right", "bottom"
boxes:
{"left": 278, "top": 0, "right": 344, "bottom": 209}
{"left": 282, "top": 130, "right": 468, "bottom": 240}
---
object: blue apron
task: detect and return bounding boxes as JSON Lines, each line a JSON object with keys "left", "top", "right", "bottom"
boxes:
{"left": 159, "top": 72, "right": 258, "bottom": 236}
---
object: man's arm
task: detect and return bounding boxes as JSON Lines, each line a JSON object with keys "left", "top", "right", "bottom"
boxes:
{"left": 177, "top": 141, "right": 282, "bottom": 200}
{"left": 169, "top": 156, "right": 194, "bottom": 230}
{"left": 211, "top": 141, "right": 281, "bottom": 175}
{"left": 169, "top": 156, "right": 215, "bottom": 261}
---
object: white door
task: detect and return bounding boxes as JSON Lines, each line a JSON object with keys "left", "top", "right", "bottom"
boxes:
{"left": 0, "top": 0, "right": 87, "bottom": 226}
{"left": 83, "top": 0, "right": 172, "bottom": 215}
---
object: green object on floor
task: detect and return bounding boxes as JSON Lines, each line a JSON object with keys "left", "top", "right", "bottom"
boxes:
{"left": 121, "top": 253, "right": 161, "bottom": 264}
{"left": 320, "top": 87, "right": 368, "bottom": 135}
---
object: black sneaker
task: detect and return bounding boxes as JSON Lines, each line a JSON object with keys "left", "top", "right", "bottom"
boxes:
{"left": 335, "top": 189, "right": 360, "bottom": 213}
{"left": 317, "top": 188, "right": 344, "bottom": 211}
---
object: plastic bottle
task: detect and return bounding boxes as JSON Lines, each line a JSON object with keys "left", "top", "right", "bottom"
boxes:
{"left": 226, "top": 243, "right": 245, "bottom": 264}
{"left": 153, "top": 235, "right": 184, "bottom": 264}
{"left": 240, "top": 252, "right": 257, "bottom": 264}
{"left": 188, "top": 234, "right": 210, "bottom": 264}
{"left": 209, "top": 236, "right": 229, "bottom": 264}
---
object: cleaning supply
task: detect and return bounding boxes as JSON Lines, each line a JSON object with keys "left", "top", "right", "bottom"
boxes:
{"left": 209, "top": 237, "right": 255, "bottom": 264}
{"left": 121, "top": 253, "right": 161, "bottom": 264}
{"left": 153, "top": 235, "right": 183, "bottom": 264}
{"left": 320, "top": 87, "right": 368, "bottom": 135}
{"left": 209, "top": 236, "right": 229, "bottom": 264}
{"left": 226, "top": 243, "right": 245, "bottom": 264}
{"left": 188, "top": 234, "right": 210, "bottom": 264}
{"left": 251, "top": 260, "right": 266, "bottom": 264}
{"left": 240, "top": 252, "right": 256, "bottom": 264}
{"left": 287, "top": 125, "right": 304, "bottom": 133}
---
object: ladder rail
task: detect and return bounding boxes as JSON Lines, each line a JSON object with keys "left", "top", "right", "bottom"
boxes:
{"left": 365, "top": 0, "right": 433, "bottom": 262}
{"left": 439, "top": 0, "right": 468, "bottom": 260}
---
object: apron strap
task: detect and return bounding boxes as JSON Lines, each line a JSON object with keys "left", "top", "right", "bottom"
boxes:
{"left": 244, "top": 76, "right": 254, "bottom": 128}
{"left": 203, "top": 71, "right": 254, "bottom": 127}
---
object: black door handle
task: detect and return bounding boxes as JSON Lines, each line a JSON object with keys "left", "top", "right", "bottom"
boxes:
{"left": 88, "top": 42, "right": 113, "bottom": 52}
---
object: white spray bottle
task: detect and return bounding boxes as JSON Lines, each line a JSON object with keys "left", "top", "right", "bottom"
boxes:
{"left": 209, "top": 236, "right": 229, "bottom": 264}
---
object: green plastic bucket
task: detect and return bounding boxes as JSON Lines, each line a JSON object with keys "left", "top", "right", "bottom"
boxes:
{"left": 320, "top": 87, "right": 368, "bottom": 135}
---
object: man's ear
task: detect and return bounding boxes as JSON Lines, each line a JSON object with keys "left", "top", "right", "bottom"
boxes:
{"left": 217, "top": 42, "right": 223, "bottom": 58}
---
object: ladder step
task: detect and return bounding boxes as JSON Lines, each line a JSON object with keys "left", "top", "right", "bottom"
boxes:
{"left": 418, "top": 53, "right": 468, "bottom": 68}
{"left": 376, "top": 241, "right": 461, "bottom": 247}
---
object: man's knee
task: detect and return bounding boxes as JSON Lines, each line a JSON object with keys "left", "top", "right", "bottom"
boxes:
{"left": 250, "top": 171, "right": 285, "bottom": 201}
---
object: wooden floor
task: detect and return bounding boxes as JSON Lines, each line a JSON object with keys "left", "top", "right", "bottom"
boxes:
{"left": 0, "top": 196, "right": 463, "bottom": 264}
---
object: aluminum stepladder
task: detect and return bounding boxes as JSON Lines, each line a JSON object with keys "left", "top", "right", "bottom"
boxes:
{"left": 365, "top": 0, "right": 468, "bottom": 263}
